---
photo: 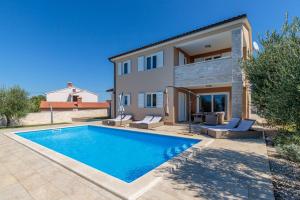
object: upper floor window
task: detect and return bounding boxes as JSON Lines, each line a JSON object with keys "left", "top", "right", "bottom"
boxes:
{"left": 138, "top": 51, "right": 164, "bottom": 71}
{"left": 123, "top": 62, "right": 129, "bottom": 74}
{"left": 146, "top": 55, "right": 157, "bottom": 70}
{"left": 117, "top": 60, "right": 131, "bottom": 76}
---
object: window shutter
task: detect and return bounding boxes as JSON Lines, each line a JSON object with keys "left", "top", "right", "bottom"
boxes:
{"left": 138, "top": 93, "right": 144, "bottom": 108}
{"left": 127, "top": 60, "right": 131, "bottom": 73}
{"left": 156, "top": 92, "right": 163, "bottom": 108}
{"left": 157, "top": 51, "right": 164, "bottom": 67}
{"left": 138, "top": 56, "right": 144, "bottom": 71}
{"left": 117, "top": 63, "right": 122, "bottom": 75}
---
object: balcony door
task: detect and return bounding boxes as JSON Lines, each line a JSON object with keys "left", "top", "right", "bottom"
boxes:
{"left": 197, "top": 93, "right": 229, "bottom": 118}
{"left": 179, "top": 51, "right": 187, "bottom": 66}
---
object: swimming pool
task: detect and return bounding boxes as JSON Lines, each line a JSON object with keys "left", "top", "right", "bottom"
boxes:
{"left": 18, "top": 125, "right": 200, "bottom": 183}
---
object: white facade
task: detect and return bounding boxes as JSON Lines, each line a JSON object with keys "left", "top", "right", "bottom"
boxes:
{"left": 46, "top": 83, "right": 98, "bottom": 102}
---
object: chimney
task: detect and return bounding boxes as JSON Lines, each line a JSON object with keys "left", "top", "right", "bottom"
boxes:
{"left": 67, "top": 82, "right": 73, "bottom": 88}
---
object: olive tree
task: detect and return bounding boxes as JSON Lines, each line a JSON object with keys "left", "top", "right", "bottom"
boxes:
{"left": 243, "top": 15, "right": 300, "bottom": 131}
{"left": 29, "top": 95, "right": 46, "bottom": 112}
{"left": 0, "top": 86, "right": 30, "bottom": 127}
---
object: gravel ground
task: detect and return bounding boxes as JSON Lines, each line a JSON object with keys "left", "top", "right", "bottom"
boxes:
{"left": 267, "top": 145, "right": 300, "bottom": 200}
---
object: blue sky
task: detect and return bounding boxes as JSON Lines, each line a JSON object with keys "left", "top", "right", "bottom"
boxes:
{"left": 0, "top": 0, "right": 299, "bottom": 101}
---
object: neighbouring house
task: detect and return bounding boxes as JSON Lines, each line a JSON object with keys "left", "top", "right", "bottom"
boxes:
{"left": 26, "top": 82, "right": 110, "bottom": 125}
{"left": 108, "top": 14, "right": 252, "bottom": 125}
{"left": 46, "top": 82, "right": 98, "bottom": 103}
{"left": 40, "top": 82, "right": 109, "bottom": 111}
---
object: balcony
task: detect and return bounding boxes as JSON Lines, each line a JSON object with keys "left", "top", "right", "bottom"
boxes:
{"left": 174, "top": 57, "right": 233, "bottom": 88}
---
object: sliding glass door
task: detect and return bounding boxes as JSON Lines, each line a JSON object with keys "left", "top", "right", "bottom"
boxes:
{"left": 213, "top": 94, "right": 226, "bottom": 112}
{"left": 199, "top": 95, "right": 212, "bottom": 112}
{"left": 197, "top": 93, "right": 229, "bottom": 117}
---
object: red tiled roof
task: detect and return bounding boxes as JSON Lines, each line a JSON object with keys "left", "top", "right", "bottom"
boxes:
{"left": 40, "top": 101, "right": 109, "bottom": 109}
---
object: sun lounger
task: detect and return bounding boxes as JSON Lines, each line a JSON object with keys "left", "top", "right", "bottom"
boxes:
{"left": 130, "top": 116, "right": 164, "bottom": 129}
{"left": 207, "top": 119, "right": 262, "bottom": 139}
{"left": 200, "top": 118, "right": 240, "bottom": 134}
{"left": 102, "top": 115, "right": 132, "bottom": 126}
{"left": 129, "top": 116, "right": 153, "bottom": 128}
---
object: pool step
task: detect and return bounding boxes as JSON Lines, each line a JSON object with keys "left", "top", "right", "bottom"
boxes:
{"left": 164, "top": 144, "right": 201, "bottom": 173}
{"left": 165, "top": 148, "right": 174, "bottom": 158}
{"left": 164, "top": 143, "right": 193, "bottom": 159}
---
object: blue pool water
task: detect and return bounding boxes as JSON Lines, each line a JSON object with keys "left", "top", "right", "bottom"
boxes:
{"left": 18, "top": 126, "right": 200, "bottom": 183}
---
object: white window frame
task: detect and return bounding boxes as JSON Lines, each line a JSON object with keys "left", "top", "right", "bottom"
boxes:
{"left": 145, "top": 55, "right": 157, "bottom": 70}
{"left": 196, "top": 92, "right": 230, "bottom": 114}
{"left": 144, "top": 51, "right": 163, "bottom": 71}
{"left": 145, "top": 93, "right": 157, "bottom": 108}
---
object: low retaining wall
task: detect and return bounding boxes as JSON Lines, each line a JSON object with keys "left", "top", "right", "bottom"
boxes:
{"left": 18, "top": 109, "right": 108, "bottom": 126}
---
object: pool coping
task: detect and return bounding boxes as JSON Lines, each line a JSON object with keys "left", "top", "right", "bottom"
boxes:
{"left": 4, "top": 124, "right": 214, "bottom": 200}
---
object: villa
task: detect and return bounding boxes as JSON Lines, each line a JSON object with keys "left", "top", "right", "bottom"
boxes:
{"left": 108, "top": 14, "right": 252, "bottom": 124}
{"left": 0, "top": 14, "right": 277, "bottom": 200}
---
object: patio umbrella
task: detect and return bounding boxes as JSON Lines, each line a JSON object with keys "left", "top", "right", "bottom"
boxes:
{"left": 164, "top": 88, "right": 169, "bottom": 116}
{"left": 118, "top": 92, "right": 125, "bottom": 117}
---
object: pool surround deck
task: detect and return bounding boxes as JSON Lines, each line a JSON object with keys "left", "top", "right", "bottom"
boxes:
{"left": 4, "top": 124, "right": 213, "bottom": 200}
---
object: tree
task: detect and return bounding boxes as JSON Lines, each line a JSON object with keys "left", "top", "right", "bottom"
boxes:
{"left": 0, "top": 86, "right": 30, "bottom": 127}
{"left": 29, "top": 95, "right": 46, "bottom": 112}
{"left": 243, "top": 15, "right": 300, "bottom": 132}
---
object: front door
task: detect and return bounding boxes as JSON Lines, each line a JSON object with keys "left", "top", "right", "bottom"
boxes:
{"left": 178, "top": 92, "right": 187, "bottom": 122}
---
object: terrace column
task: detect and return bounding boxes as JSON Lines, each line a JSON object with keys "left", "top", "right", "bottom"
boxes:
{"left": 231, "top": 28, "right": 244, "bottom": 118}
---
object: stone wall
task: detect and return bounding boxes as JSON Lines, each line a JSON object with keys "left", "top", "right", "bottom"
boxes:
{"left": 174, "top": 57, "right": 233, "bottom": 88}
{"left": 0, "top": 109, "right": 108, "bottom": 126}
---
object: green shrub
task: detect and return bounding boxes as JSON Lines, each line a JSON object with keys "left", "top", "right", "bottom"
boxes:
{"left": 277, "top": 143, "right": 300, "bottom": 162}
{"left": 274, "top": 131, "right": 300, "bottom": 146}
{"left": 242, "top": 14, "right": 300, "bottom": 131}
{"left": 274, "top": 131, "right": 300, "bottom": 162}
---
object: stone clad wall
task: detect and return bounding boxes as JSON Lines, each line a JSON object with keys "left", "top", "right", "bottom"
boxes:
{"left": 174, "top": 57, "right": 233, "bottom": 88}
{"left": 0, "top": 109, "right": 108, "bottom": 126}
{"left": 231, "top": 28, "right": 244, "bottom": 118}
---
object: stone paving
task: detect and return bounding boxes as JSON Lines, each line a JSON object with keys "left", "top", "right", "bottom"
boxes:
{"left": 0, "top": 124, "right": 274, "bottom": 200}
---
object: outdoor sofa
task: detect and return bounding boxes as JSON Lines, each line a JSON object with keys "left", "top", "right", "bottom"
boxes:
{"left": 205, "top": 112, "right": 225, "bottom": 125}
